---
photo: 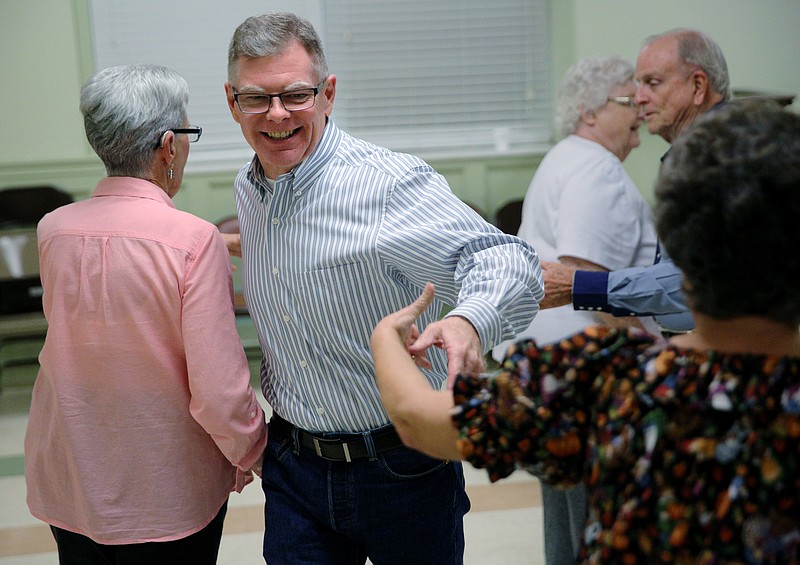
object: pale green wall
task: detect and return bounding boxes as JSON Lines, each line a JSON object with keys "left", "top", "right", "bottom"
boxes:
{"left": 0, "top": 1, "right": 92, "bottom": 165}
{"left": 564, "top": 0, "right": 800, "bottom": 203}
{"left": 1, "top": 0, "right": 798, "bottom": 219}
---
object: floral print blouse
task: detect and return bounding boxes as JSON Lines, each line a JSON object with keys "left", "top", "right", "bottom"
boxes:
{"left": 451, "top": 326, "right": 800, "bottom": 564}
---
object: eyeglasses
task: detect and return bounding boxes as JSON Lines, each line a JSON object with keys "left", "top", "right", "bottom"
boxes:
{"left": 170, "top": 126, "right": 202, "bottom": 142}
{"left": 154, "top": 126, "right": 202, "bottom": 148}
{"left": 232, "top": 79, "right": 326, "bottom": 114}
{"left": 607, "top": 96, "right": 639, "bottom": 109}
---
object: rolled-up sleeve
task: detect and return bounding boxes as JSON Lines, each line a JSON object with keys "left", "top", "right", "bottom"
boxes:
{"left": 379, "top": 166, "right": 544, "bottom": 351}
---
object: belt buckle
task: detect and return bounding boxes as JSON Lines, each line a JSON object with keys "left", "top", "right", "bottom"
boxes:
{"left": 313, "top": 437, "right": 352, "bottom": 463}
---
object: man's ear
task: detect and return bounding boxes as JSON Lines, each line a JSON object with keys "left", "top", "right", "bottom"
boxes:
{"left": 691, "top": 69, "right": 710, "bottom": 105}
{"left": 224, "top": 83, "right": 242, "bottom": 124}
{"left": 322, "top": 74, "right": 337, "bottom": 117}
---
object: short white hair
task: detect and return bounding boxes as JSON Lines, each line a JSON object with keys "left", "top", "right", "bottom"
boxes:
{"left": 555, "top": 55, "right": 634, "bottom": 138}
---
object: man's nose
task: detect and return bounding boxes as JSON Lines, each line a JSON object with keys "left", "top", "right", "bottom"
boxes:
{"left": 264, "top": 96, "right": 291, "bottom": 118}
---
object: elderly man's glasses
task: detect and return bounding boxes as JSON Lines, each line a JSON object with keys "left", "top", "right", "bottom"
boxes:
{"left": 154, "top": 126, "right": 202, "bottom": 149}
{"left": 233, "top": 79, "right": 326, "bottom": 114}
{"left": 607, "top": 96, "right": 639, "bottom": 109}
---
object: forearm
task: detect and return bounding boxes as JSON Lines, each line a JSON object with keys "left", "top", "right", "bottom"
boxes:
{"left": 371, "top": 325, "right": 462, "bottom": 461}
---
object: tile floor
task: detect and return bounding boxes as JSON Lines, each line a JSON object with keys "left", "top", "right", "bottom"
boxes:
{"left": 0, "top": 379, "right": 544, "bottom": 564}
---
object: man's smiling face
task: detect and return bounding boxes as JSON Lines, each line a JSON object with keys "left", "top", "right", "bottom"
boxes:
{"left": 225, "top": 40, "right": 335, "bottom": 179}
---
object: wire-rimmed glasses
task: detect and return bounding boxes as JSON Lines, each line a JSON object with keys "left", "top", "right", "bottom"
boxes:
{"left": 607, "top": 96, "right": 639, "bottom": 109}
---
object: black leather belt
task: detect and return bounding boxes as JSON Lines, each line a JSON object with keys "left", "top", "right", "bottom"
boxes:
{"left": 270, "top": 414, "right": 404, "bottom": 462}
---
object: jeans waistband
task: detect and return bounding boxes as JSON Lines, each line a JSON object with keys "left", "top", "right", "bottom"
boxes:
{"left": 270, "top": 414, "right": 404, "bottom": 462}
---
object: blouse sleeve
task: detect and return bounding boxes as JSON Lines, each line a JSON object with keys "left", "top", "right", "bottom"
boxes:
{"left": 450, "top": 326, "right": 657, "bottom": 484}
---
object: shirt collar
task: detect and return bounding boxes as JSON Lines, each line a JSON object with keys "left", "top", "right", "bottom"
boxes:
{"left": 92, "top": 177, "right": 177, "bottom": 209}
{"left": 246, "top": 119, "right": 343, "bottom": 199}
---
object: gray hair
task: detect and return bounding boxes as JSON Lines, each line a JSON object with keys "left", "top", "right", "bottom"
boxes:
{"left": 80, "top": 64, "right": 188, "bottom": 178}
{"left": 555, "top": 55, "right": 635, "bottom": 137}
{"left": 644, "top": 28, "right": 731, "bottom": 101}
{"left": 227, "top": 12, "right": 328, "bottom": 85}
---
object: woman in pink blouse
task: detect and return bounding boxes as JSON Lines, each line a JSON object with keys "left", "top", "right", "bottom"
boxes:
{"left": 24, "top": 64, "right": 267, "bottom": 564}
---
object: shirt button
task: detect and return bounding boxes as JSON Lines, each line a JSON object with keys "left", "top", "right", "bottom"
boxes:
{"left": 299, "top": 360, "right": 307, "bottom": 369}
{"left": 271, "top": 218, "right": 279, "bottom": 226}
{"left": 316, "top": 406, "right": 325, "bottom": 415}
{"left": 272, "top": 267, "right": 279, "bottom": 275}
{"left": 295, "top": 191, "right": 302, "bottom": 198}
{"left": 282, "top": 314, "right": 290, "bottom": 322}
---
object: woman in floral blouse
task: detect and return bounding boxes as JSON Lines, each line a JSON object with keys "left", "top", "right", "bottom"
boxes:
{"left": 370, "top": 99, "right": 800, "bottom": 563}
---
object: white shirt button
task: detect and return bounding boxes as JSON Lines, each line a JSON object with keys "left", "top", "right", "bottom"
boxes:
{"left": 272, "top": 267, "right": 279, "bottom": 275}
{"left": 283, "top": 314, "right": 290, "bottom": 322}
{"left": 299, "top": 360, "right": 307, "bottom": 369}
{"left": 272, "top": 218, "right": 279, "bottom": 225}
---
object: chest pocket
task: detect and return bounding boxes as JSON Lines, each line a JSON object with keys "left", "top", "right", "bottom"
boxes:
{"left": 289, "top": 261, "right": 383, "bottom": 353}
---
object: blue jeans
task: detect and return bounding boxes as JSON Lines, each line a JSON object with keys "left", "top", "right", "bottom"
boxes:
{"left": 262, "top": 420, "right": 470, "bottom": 564}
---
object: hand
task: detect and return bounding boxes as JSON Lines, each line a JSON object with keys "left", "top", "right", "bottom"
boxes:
{"left": 540, "top": 260, "right": 576, "bottom": 309}
{"left": 408, "top": 314, "right": 484, "bottom": 388}
{"left": 220, "top": 232, "right": 242, "bottom": 258}
{"left": 371, "top": 284, "right": 463, "bottom": 461}
{"left": 372, "top": 283, "right": 437, "bottom": 366}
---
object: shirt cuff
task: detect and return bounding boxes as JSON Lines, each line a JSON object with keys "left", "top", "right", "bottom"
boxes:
{"left": 572, "top": 270, "right": 610, "bottom": 312}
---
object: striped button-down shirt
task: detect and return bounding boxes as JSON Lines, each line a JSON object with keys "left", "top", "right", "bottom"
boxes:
{"left": 234, "top": 121, "right": 543, "bottom": 432}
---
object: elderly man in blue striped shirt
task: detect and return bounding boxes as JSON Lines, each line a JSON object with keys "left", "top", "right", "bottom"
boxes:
{"left": 224, "top": 12, "right": 544, "bottom": 564}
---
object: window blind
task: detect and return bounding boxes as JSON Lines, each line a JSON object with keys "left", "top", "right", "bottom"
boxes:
{"left": 88, "top": 0, "right": 551, "bottom": 172}
{"left": 323, "top": 0, "right": 552, "bottom": 157}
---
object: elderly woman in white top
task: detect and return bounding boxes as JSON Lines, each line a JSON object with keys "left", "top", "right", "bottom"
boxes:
{"left": 493, "top": 55, "right": 658, "bottom": 564}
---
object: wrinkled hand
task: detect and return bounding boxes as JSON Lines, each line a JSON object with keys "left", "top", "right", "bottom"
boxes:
{"left": 221, "top": 232, "right": 242, "bottom": 258}
{"left": 540, "top": 260, "right": 576, "bottom": 309}
{"left": 408, "top": 313, "right": 484, "bottom": 388}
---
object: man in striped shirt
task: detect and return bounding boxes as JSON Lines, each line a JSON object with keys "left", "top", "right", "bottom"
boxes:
{"left": 224, "top": 12, "right": 544, "bottom": 564}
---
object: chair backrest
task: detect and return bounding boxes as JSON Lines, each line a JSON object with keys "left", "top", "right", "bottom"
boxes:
{"left": 0, "top": 186, "right": 73, "bottom": 314}
{"left": 0, "top": 185, "right": 73, "bottom": 226}
{"left": 493, "top": 199, "right": 524, "bottom": 235}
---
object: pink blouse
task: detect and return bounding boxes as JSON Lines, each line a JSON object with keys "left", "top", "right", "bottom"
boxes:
{"left": 25, "top": 177, "right": 267, "bottom": 544}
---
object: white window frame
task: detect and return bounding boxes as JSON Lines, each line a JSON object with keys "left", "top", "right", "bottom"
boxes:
{"left": 88, "top": 0, "right": 552, "bottom": 172}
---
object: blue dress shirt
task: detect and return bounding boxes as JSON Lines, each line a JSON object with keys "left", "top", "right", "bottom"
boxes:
{"left": 572, "top": 249, "right": 693, "bottom": 332}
